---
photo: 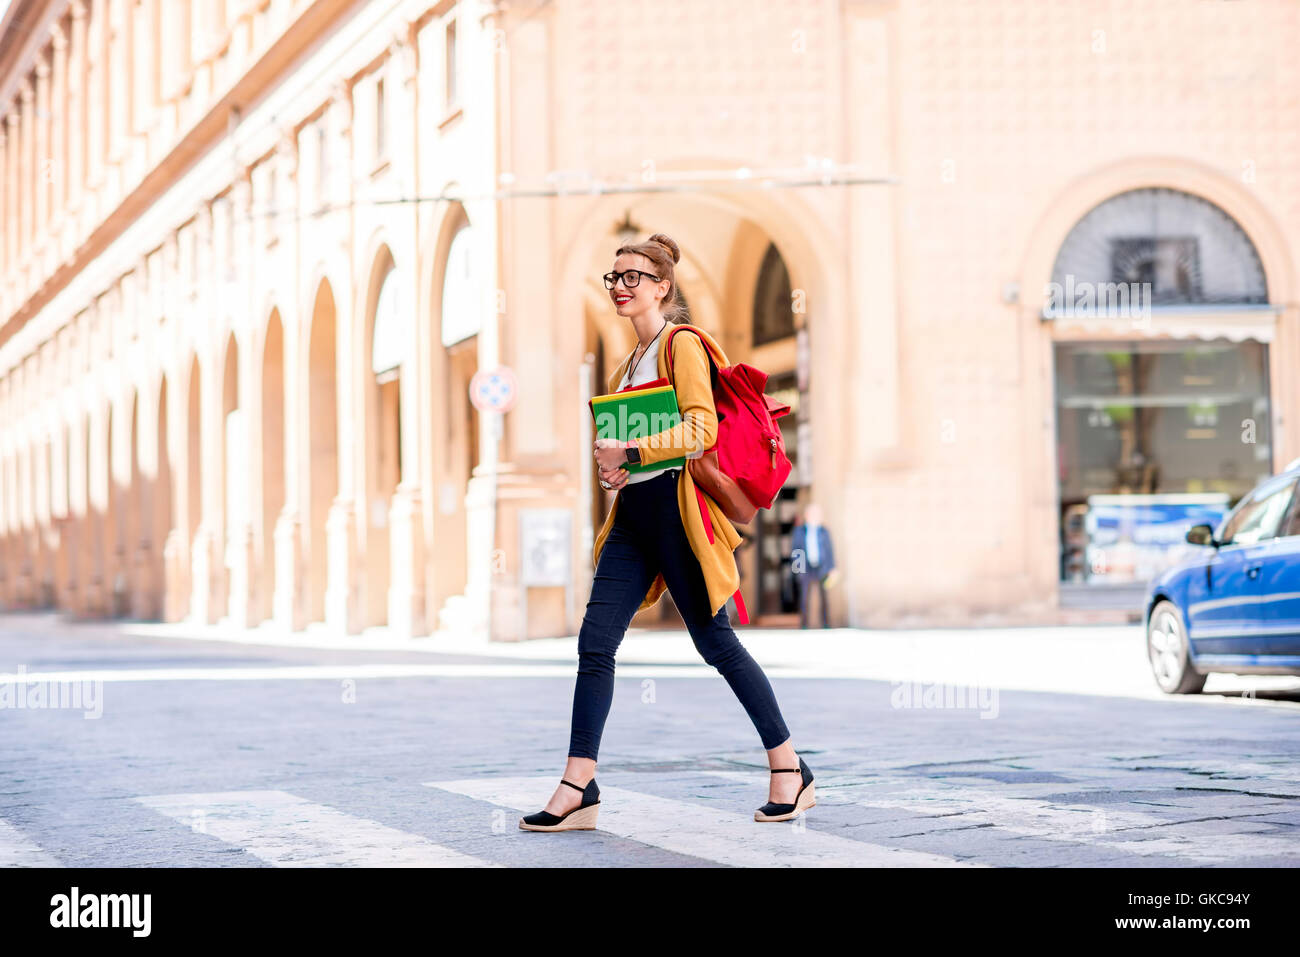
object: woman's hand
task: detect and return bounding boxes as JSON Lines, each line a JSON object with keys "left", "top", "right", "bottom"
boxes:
{"left": 598, "top": 464, "right": 628, "bottom": 490}
{"left": 594, "top": 437, "right": 630, "bottom": 471}
{"left": 594, "top": 438, "right": 630, "bottom": 489}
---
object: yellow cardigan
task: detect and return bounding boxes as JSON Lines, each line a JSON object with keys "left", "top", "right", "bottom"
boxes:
{"left": 591, "top": 324, "right": 746, "bottom": 621}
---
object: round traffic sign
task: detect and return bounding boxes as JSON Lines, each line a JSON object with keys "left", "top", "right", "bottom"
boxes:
{"left": 469, "top": 365, "right": 518, "bottom": 413}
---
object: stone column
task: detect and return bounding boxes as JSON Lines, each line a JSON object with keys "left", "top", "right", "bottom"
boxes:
{"left": 86, "top": 0, "right": 106, "bottom": 197}
{"left": 34, "top": 47, "right": 51, "bottom": 251}
{"left": 225, "top": 173, "right": 257, "bottom": 629}
{"left": 20, "top": 80, "right": 34, "bottom": 270}
{"left": 1, "top": 122, "right": 8, "bottom": 280}
{"left": 6, "top": 112, "right": 18, "bottom": 278}
{"left": 271, "top": 129, "right": 307, "bottom": 632}
{"left": 323, "top": 80, "right": 363, "bottom": 636}
{"left": 68, "top": 2, "right": 88, "bottom": 215}
{"left": 50, "top": 21, "right": 68, "bottom": 257}
{"left": 384, "top": 28, "right": 426, "bottom": 638}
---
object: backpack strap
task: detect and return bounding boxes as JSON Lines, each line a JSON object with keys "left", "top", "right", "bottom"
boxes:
{"left": 669, "top": 327, "right": 746, "bottom": 624}
{"left": 664, "top": 324, "right": 720, "bottom": 391}
{"left": 732, "top": 588, "right": 749, "bottom": 625}
{"left": 695, "top": 485, "right": 715, "bottom": 544}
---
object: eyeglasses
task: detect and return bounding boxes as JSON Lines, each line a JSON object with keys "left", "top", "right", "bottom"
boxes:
{"left": 603, "top": 269, "right": 661, "bottom": 290}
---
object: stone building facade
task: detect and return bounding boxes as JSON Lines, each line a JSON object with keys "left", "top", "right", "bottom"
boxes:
{"left": 1, "top": 0, "right": 1298, "bottom": 639}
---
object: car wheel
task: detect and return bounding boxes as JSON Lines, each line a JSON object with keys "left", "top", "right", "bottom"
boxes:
{"left": 1147, "top": 600, "right": 1207, "bottom": 695}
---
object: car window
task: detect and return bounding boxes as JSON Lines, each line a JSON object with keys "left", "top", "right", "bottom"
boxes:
{"left": 1281, "top": 483, "right": 1300, "bottom": 538}
{"left": 1220, "top": 477, "right": 1297, "bottom": 545}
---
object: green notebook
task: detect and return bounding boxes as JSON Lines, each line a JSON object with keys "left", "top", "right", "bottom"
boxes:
{"left": 588, "top": 380, "right": 687, "bottom": 474}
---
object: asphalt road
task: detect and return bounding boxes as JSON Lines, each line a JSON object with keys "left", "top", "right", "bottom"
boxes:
{"left": 1, "top": 614, "right": 1298, "bottom": 867}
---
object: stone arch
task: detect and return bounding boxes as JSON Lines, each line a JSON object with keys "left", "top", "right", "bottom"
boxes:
{"left": 557, "top": 179, "right": 836, "bottom": 624}
{"left": 358, "top": 242, "right": 409, "bottom": 629}
{"left": 1018, "top": 156, "right": 1295, "bottom": 314}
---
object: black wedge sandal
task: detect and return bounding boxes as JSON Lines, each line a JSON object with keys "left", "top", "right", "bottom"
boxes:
{"left": 754, "top": 756, "right": 815, "bottom": 822}
{"left": 518, "top": 778, "right": 601, "bottom": 831}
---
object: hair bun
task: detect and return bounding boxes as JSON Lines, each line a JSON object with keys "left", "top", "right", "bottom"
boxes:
{"left": 648, "top": 233, "right": 680, "bottom": 264}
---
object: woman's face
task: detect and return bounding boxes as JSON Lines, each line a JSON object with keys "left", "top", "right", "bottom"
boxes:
{"left": 609, "top": 253, "right": 668, "bottom": 317}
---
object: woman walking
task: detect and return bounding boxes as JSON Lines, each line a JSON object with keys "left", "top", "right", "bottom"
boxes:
{"left": 519, "top": 233, "right": 814, "bottom": 831}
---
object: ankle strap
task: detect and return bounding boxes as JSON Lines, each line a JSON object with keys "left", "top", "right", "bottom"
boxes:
{"left": 770, "top": 768, "right": 800, "bottom": 773}
{"left": 560, "top": 778, "right": 589, "bottom": 792}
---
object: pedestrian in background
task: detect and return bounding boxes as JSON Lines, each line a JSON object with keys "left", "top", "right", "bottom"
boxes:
{"left": 791, "top": 503, "right": 835, "bottom": 629}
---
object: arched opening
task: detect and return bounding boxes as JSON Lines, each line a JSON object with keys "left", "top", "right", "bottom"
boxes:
{"left": 83, "top": 416, "right": 100, "bottom": 617}
{"left": 1049, "top": 187, "right": 1274, "bottom": 598}
{"left": 749, "top": 241, "right": 802, "bottom": 621}
{"left": 186, "top": 357, "right": 202, "bottom": 620}
{"left": 429, "top": 218, "right": 478, "bottom": 627}
{"left": 125, "top": 392, "right": 143, "bottom": 618}
{"left": 365, "top": 255, "right": 404, "bottom": 628}
{"left": 307, "top": 282, "right": 340, "bottom": 625}
{"left": 106, "top": 404, "right": 124, "bottom": 617}
{"left": 153, "top": 378, "right": 171, "bottom": 621}
{"left": 38, "top": 437, "right": 55, "bottom": 608}
{"left": 261, "top": 313, "right": 285, "bottom": 624}
{"left": 221, "top": 334, "right": 241, "bottom": 623}
{"left": 56, "top": 426, "right": 73, "bottom": 611}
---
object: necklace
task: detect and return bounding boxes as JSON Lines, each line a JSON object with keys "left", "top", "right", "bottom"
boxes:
{"left": 625, "top": 319, "right": 669, "bottom": 386}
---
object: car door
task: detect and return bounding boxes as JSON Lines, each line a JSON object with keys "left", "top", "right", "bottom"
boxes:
{"left": 1253, "top": 479, "right": 1300, "bottom": 657}
{"left": 1186, "top": 476, "right": 1296, "bottom": 656}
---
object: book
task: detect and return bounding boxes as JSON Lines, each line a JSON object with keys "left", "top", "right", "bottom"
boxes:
{"left": 588, "top": 376, "right": 687, "bottom": 474}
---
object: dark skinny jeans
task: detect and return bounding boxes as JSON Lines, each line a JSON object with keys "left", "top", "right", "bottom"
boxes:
{"left": 568, "top": 467, "right": 792, "bottom": 760}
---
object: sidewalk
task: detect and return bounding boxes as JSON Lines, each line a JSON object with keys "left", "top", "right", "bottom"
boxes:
{"left": 96, "top": 614, "right": 1300, "bottom": 707}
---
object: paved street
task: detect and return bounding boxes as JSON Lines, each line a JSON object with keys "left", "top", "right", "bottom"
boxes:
{"left": 1, "top": 612, "right": 1297, "bottom": 867}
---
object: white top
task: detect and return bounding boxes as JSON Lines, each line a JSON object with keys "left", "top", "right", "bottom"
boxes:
{"left": 616, "top": 329, "right": 703, "bottom": 486}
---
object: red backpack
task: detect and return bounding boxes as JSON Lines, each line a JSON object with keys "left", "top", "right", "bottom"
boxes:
{"left": 663, "top": 323, "right": 794, "bottom": 535}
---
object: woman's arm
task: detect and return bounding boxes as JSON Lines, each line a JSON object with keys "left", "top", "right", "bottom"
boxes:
{"left": 630, "top": 333, "right": 718, "bottom": 467}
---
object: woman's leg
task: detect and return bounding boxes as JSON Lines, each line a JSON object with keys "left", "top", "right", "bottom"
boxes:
{"left": 651, "top": 488, "right": 792, "bottom": 756}
{"left": 544, "top": 509, "right": 658, "bottom": 815}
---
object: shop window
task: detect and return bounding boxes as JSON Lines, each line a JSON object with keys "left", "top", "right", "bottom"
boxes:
{"left": 1055, "top": 339, "right": 1271, "bottom": 586}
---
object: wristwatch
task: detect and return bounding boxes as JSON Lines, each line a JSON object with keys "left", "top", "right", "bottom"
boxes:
{"left": 624, "top": 443, "right": 641, "bottom": 466}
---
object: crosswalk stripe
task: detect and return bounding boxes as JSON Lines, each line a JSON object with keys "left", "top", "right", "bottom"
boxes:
{"left": 0, "top": 818, "right": 61, "bottom": 866}
{"left": 702, "top": 771, "right": 1295, "bottom": 865}
{"left": 423, "top": 776, "right": 981, "bottom": 867}
{"left": 133, "top": 790, "right": 499, "bottom": 867}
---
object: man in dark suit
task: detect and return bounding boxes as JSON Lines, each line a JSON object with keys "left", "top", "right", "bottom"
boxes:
{"left": 790, "top": 503, "right": 835, "bottom": 629}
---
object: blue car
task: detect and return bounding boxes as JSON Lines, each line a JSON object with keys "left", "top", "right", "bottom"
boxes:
{"left": 1144, "top": 457, "right": 1300, "bottom": 694}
